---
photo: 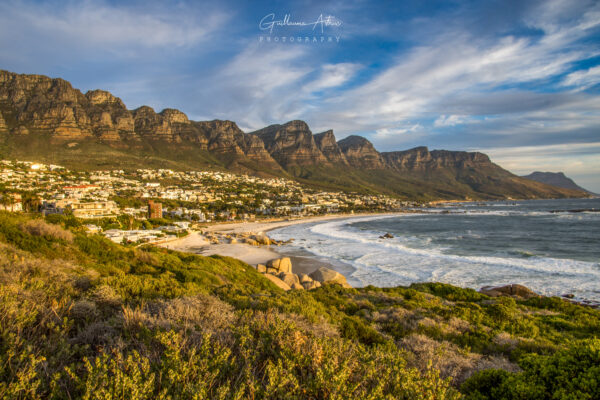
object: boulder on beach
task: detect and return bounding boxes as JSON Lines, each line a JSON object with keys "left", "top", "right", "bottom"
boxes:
{"left": 309, "top": 267, "right": 351, "bottom": 288}
{"left": 479, "top": 284, "right": 540, "bottom": 299}
{"left": 244, "top": 238, "right": 258, "bottom": 246}
{"left": 302, "top": 280, "right": 321, "bottom": 290}
{"left": 380, "top": 233, "right": 394, "bottom": 239}
{"left": 266, "top": 257, "right": 292, "bottom": 273}
{"left": 278, "top": 271, "right": 300, "bottom": 287}
{"left": 290, "top": 282, "right": 304, "bottom": 290}
{"left": 266, "top": 267, "right": 278, "bottom": 275}
{"left": 256, "top": 264, "right": 267, "bottom": 273}
{"left": 262, "top": 273, "right": 291, "bottom": 291}
{"left": 252, "top": 233, "right": 271, "bottom": 246}
{"left": 299, "top": 273, "right": 313, "bottom": 283}
{"left": 229, "top": 238, "right": 237, "bottom": 244}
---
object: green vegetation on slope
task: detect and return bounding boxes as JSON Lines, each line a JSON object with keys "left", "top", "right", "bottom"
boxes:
{"left": 0, "top": 212, "right": 599, "bottom": 399}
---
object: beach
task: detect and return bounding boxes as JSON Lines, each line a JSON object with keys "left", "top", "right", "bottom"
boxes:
{"left": 160, "top": 212, "right": 393, "bottom": 276}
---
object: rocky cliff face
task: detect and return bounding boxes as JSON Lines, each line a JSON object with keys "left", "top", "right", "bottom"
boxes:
{"left": 0, "top": 111, "right": 7, "bottom": 133}
{"left": 314, "top": 130, "right": 348, "bottom": 165}
{"left": 382, "top": 147, "right": 496, "bottom": 172}
{"left": 0, "top": 70, "right": 278, "bottom": 166}
{"left": 0, "top": 70, "right": 588, "bottom": 200}
{"left": 0, "top": 71, "right": 92, "bottom": 141}
{"left": 250, "top": 120, "right": 328, "bottom": 167}
{"left": 337, "top": 135, "right": 385, "bottom": 169}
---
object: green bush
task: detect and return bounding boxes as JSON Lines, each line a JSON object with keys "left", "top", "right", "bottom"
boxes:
{"left": 340, "top": 315, "right": 386, "bottom": 345}
{"left": 410, "top": 282, "right": 487, "bottom": 302}
{"left": 1, "top": 212, "right": 599, "bottom": 399}
{"left": 462, "top": 339, "right": 600, "bottom": 399}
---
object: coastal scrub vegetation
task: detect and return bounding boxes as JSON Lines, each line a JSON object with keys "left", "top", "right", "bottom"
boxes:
{"left": 0, "top": 211, "right": 599, "bottom": 399}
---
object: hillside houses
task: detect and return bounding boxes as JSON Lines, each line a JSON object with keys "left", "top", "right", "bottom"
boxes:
{"left": 0, "top": 160, "right": 416, "bottom": 223}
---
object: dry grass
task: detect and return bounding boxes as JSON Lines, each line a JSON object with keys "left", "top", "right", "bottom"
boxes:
{"left": 493, "top": 332, "right": 519, "bottom": 350}
{"left": 119, "top": 294, "right": 237, "bottom": 335}
{"left": 279, "top": 312, "right": 339, "bottom": 338}
{"left": 71, "top": 299, "right": 99, "bottom": 322}
{"left": 20, "top": 219, "right": 74, "bottom": 242}
{"left": 159, "top": 295, "right": 236, "bottom": 332}
{"left": 91, "top": 285, "right": 123, "bottom": 310}
{"left": 134, "top": 249, "right": 159, "bottom": 266}
{"left": 73, "top": 321, "right": 122, "bottom": 349}
{"left": 400, "top": 333, "right": 520, "bottom": 385}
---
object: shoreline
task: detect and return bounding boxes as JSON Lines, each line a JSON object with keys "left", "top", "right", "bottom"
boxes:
{"left": 160, "top": 212, "right": 398, "bottom": 278}
{"left": 158, "top": 205, "right": 600, "bottom": 307}
{"left": 201, "top": 211, "right": 399, "bottom": 234}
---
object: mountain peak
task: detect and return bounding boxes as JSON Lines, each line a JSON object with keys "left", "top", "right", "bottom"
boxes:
{"left": 250, "top": 120, "right": 328, "bottom": 167}
{"left": 85, "top": 90, "right": 125, "bottom": 107}
{"left": 159, "top": 108, "right": 189, "bottom": 124}
{"left": 337, "top": 135, "right": 384, "bottom": 169}
{"left": 314, "top": 130, "right": 348, "bottom": 165}
{"left": 522, "top": 171, "right": 592, "bottom": 194}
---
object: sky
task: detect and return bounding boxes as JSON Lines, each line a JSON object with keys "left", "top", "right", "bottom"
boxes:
{"left": 0, "top": 0, "right": 599, "bottom": 191}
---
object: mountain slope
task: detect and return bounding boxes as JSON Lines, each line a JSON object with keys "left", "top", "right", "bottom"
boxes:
{"left": 0, "top": 70, "right": 282, "bottom": 173}
{"left": 522, "top": 171, "right": 594, "bottom": 194}
{"left": 0, "top": 69, "right": 589, "bottom": 200}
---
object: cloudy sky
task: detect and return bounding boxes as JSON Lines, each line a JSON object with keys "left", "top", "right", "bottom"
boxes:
{"left": 1, "top": 0, "right": 599, "bottom": 191}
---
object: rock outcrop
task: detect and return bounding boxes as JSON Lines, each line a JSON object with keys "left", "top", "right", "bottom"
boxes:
{"left": 479, "top": 284, "right": 541, "bottom": 299}
{"left": 309, "top": 267, "right": 352, "bottom": 288}
{"left": 258, "top": 258, "right": 330, "bottom": 291}
{"left": 314, "top": 130, "right": 348, "bottom": 165}
{"left": 278, "top": 272, "right": 302, "bottom": 289}
{"left": 266, "top": 257, "right": 292, "bottom": 273}
{"left": 263, "top": 273, "right": 291, "bottom": 291}
{"left": 250, "top": 120, "right": 329, "bottom": 167}
{"left": 0, "top": 111, "right": 7, "bottom": 133}
{"left": 382, "top": 147, "right": 494, "bottom": 172}
{"left": 337, "top": 135, "right": 385, "bottom": 169}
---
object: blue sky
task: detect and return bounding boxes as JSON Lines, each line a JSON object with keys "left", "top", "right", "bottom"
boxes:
{"left": 1, "top": 0, "right": 599, "bottom": 191}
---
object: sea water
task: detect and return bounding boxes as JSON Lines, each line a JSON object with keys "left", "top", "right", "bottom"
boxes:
{"left": 269, "top": 198, "right": 600, "bottom": 304}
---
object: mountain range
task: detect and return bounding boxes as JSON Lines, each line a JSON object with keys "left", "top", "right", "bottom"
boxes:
{"left": 0, "top": 69, "right": 589, "bottom": 200}
{"left": 522, "top": 172, "right": 595, "bottom": 195}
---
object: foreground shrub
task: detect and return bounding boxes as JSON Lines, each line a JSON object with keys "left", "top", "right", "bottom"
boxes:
{"left": 19, "top": 219, "right": 74, "bottom": 242}
{"left": 461, "top": 339, "right": 600, "bottom": 399}
{"left": 1, "top": 212, "right": 600, "bottom": 399}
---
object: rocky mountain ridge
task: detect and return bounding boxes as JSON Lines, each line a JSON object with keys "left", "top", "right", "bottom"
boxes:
{"left": 522, "top": 171, "right": 595, "bottom": 195}
{"left": 0, "top": 69, "right": 588, "bottom": 200}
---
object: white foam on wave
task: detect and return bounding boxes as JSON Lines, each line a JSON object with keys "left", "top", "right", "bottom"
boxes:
{"left": 269, "top": 214, "right": 600, "bottom": 302}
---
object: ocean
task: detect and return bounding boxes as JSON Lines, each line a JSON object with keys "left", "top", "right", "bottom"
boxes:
{"left": 269, "top": 198, "right": 600, "bottom": 304}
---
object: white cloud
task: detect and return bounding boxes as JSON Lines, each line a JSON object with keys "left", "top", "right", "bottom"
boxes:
{"left": 303, "top": 63, "right": 361, "bottom": 93}
{"left": 202, "top": 43, "right": 316, "bottom": 129}
{"left": 0, "top": 0, "right": 226, "bottom": 51}
{"left": 221, "top": 45, "right": 311, "bottom": 97}
{"left": 375, "top": 123, "right": 423, "bottom": 137}
{"left": 562, "top": 66, "right": 600, "bottom": 90}
{"left": 434, "top": 115, "right": 469, "bottom": 127}
{"left": 306, "top": 0, "right": 600, "bottom": 137}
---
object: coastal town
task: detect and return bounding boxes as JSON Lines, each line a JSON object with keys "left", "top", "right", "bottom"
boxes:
{"left": 0, "top": 159, "right": 419, "bottom": 245}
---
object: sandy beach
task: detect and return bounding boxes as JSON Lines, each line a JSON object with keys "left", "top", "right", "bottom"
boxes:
{"left": 160, "top": 212, "right": 396, "bottom": 276}
{"left": 161, "top": 231, "right": 282, "bottom": 265}
{"left": 201, "top": 212, "right": 381, "bottom": 234}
